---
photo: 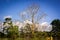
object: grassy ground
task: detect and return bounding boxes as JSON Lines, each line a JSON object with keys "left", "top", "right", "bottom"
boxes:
{"left": 0, "top": 37, "right": 46, "bottom": 40}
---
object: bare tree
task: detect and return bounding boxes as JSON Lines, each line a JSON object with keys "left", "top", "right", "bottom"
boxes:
{"left": 26, "top": 4, "right": 39, "bottom": 23}
{"left": 20, "top": 4, "right": 47, "bottom": 23}
{"left": 20, "top": 11, "right": 27, "bottom": 21}
{"left": 19, "top": 4, "right": 47, "bottom": 34}
{"left": 36, "top": 12, "right": 47, "bottom": 23}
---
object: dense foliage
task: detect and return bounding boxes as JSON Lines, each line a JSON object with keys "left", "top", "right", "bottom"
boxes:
{"left": 51, "top": 19, "right": 60, "bottom": 37}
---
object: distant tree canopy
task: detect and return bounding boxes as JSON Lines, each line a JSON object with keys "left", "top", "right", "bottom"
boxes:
{"left": 51, "top": 19, "right": 60, "bottom": 37}
{"left": 51, "top": 19, "right": 60, "bottom": 32}
{"left": 5, "top": 18, "right": 11, "bottom": 21}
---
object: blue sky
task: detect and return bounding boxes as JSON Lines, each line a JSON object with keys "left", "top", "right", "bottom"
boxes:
{"left": 0, "top": 0, "right": 60, "bottom": 23}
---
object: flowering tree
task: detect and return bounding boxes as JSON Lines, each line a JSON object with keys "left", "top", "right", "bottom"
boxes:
{"left": 3, "top": 16, "right": 19, "bottom": 40}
